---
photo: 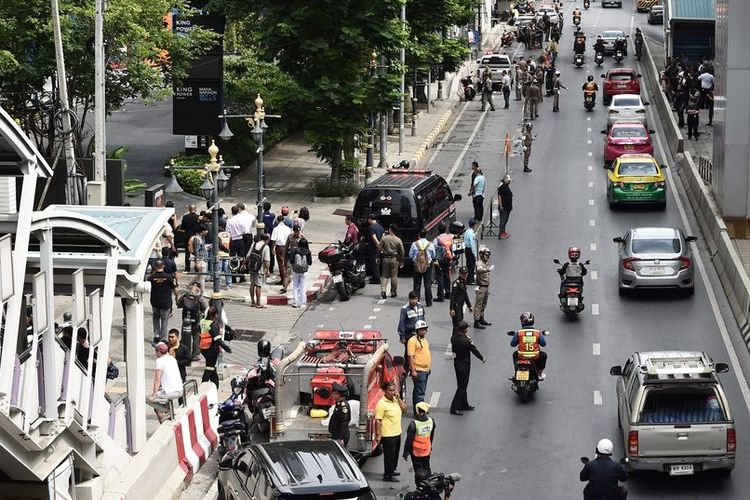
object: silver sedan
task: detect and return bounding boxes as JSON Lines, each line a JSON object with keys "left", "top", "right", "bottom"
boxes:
{"left": 607, "top": 94, "right": 649, "bottom": 129}
{"left": 613, "top": 227, "right": 696, "bottom": 295}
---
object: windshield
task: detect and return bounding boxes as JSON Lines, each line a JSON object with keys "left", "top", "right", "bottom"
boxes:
{"left": 353, "top": 189, "right": 418, "bottom": 229}
{"left": 617, "top": 162, "right": 659, "bottom": 176}
{"left": 603, "top": 31, "right": 624, "bottom": 38}
{"left": 609, "top": 74, "right": 633, "bottom": 82}
{"left": 631, "top": 237, "right": 680, "bottom": 254}
{"left": 482, "top": 56, "right": 509, "bottom": 66}
{"left": 612, "top": 127, "right": 646, "bottom": 138}
{"left": 613, "top": 96, "right": 642, "bottom": 107}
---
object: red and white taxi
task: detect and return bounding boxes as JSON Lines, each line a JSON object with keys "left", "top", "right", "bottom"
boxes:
{"left": 602, "top": 121, "right": 654, "bottom": 166}
{"left": 601, "top": 68, "right": 641, "bottom": 105}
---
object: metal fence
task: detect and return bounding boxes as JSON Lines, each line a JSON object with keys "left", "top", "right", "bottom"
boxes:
{"left": 698, "top": 156, "right": 713, "bottom": 187}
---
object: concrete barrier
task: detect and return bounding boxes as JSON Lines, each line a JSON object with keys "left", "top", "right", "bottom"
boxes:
{"left": 102, "top": 383, "right": 219, "bottom": 500}
{"left": 409, "top": 107, "right": 456, "bottom": 170}
{"left": 642, "top": 40, "right": 684, "bottom": 157}
{"left": 680, "top": 152, "right": 750, "bottom": 337}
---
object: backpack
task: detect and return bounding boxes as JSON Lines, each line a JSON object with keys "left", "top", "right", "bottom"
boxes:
{"left": 436, "top": 234, "right": 453, "bottom": 264}
{"left": 245, "top": 242, "right": 266, "bottom": 273}
{"left": 565, "top": 262, "right": 584, "bottom": 279}
{"left": 414, "top": 241, "right": 430, "bottom": 274}
{"left": 199, "top": 318, "right": 213, "bottom": 350}
{"left": 291, "top": 250, "right": 309, "bottom": 274}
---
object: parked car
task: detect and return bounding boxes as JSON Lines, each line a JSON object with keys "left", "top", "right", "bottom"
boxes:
{"left": 610, "top": 351, "right": 735, "bottom": 475}
{"left": 602, "top": 121, "right": 654, "bottom": 166}
{"left": 538, "top": 5, "right": 559, "bottom": 24}
{"left": 607, "top": 94, "right": 649, "bottom": 129}
{"left": 476, "top": 53, "right": 514, "bottom": 90}
{"left": 648, "top": 5, "right": 664, "bottom": 24}
{"left": 637, "top": 0, "right": 660, "bottom": 13}
{"left": 218, "top": 440, "right": 376, "bottom": 500}
{"left": 613, "top": 227, "right": 696, "bottom": 294}
{"left": 600, "top": 30, "right": 628, "bottom": 55}
{"left": 606, "top": 154, "right": 666, "bottom": 209}
{"left": 601, "top": 68, "right": 641, "bottom": 105}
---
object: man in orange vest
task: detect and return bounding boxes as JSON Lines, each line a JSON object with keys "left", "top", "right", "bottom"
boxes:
{"left": 510, "top": 312, "right": 548, "bottom": 380}
{"left": 402, "top": 401, "right": 436, "bottom": 486}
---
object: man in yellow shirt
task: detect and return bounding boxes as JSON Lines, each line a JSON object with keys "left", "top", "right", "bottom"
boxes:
{"left": 375, "top": 380, "right": 407, "bottom": 482}
{"left": 407, "top": 320, "right": 432, "bottom": 415}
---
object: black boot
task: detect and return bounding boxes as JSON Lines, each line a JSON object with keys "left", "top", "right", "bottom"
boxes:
{"left": 480, "top": 318, "right": 493, "bottom": 326}
{"left": 473, "top": 321, "right": 486, "bottom": 330}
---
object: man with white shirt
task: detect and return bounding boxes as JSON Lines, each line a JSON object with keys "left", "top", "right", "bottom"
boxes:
{"left": 270, "top": 215, "right": 293, "bottom": 293}
{"left": 235, "top": 203, "right": 257, "bottom": 250}
{"left": 147, "top": 342, "right": 183, "bottom": 423}
{"left": 226, "top": 205, "right": 246, "bottom": 261}
{"left": 698, "top": 70, "right": 714, "bottom": 109}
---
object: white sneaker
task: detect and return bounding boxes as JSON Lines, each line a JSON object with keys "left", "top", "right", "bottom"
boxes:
{"left": 539, "top": 373, "right": 547, "bottom": 381}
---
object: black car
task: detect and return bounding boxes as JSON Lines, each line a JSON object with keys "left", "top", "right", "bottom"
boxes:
{"left": 218, "top": 440, "right": 376, "bottom": 500}
{"left": 647, "top": 5, "right": 664, "bottom": 24}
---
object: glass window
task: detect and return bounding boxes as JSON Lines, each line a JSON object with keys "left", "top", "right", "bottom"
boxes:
{"left": 609, "top": 74, "right": 633, "bottom": 82}
{"left": 418, "top": 181, "right": 452, "bottom": 227}
{"left": 639, "top": 387, "right": 726, "bottom": 423}
{"left": 632, "top": 238, "right": 681, "bottom": 254}
{"left": 354, "top": 189, "right": 417, "bottom": 229}
{"left": 613, "top": 96, "right": 642, "bottom": 107}
{"left": 612, "top": 127, "right": 646, "bottom": 138}
{"left": 617, "top": 162, "right": 658, "bottom": 176}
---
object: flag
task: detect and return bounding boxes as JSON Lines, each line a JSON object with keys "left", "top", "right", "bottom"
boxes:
{"left": 504, "top": 132, "right": 512, "bottom": 158}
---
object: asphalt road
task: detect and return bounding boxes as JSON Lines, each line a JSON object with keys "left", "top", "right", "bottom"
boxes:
{"left": 286, "top": 1, "right": 750, "bottom": 499}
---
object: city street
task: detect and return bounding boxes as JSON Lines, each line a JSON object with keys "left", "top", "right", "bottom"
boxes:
{"left": 280, "top": 2, "right": 750, "bottom": 499}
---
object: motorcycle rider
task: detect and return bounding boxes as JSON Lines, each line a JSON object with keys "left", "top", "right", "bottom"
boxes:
{"left": 593, "top": 36, "right": 605, "bottom": 56}
{"left": 634, "top": 28, "right": 644, "bottom": 59}
{"left": 510, "top": 312, "right": 548, "bottom": 380}
{"left": 582, "top": 75, "right": 598, "bottom": 104}
{"left": 558, "top": 246, "right": 588, "bottom": 299}
{"left": 573, "top": 27, "right": 586, "bottom": 55}
{"left": 572, "top": 7, "right": 582, "bottom": 25}
{"left": 613, "top": 36, "right": 627, "bottom": 58}
{"left": 583, "top": 0, "right": 590, "bottom": 9}
{"left": 580, "top": 439, "right": 628, "bottom": 500}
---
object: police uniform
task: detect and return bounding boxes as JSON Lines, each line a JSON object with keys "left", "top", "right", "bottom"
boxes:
{"left": 328, "top": 383, "right": 351, "bottom": 446}
{"left": 473, "top": 260, "right": 491, "bottom": 325}
{"left": 523, "top": 128, "right": 535, "bottom": 171}
{"left": 449, "top": 276, "right": 472, "bottom": 334}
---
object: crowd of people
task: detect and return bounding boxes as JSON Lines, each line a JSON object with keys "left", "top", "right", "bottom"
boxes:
{"left": 662, "top": 55, "right": 715, "bottom": 140}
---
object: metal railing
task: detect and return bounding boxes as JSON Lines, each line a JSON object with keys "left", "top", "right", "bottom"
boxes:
{"left": 698, "top": 156, "right": 713, "bottom": 186}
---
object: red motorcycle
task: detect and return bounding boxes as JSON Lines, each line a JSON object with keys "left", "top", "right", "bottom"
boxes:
{"left": 500, "top": 29, "right": 514, "bottom": 48}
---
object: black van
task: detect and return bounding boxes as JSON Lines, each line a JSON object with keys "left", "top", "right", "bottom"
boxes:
{"left": 352, "top": 170, "right": 460, "bottom": 259}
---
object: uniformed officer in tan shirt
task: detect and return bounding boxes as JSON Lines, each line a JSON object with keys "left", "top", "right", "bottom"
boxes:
{"left": 473, "top": 247, "right": 494, "bottom": 329}
{"left": 378, "top": 224, "right": 405, "bottom": 299}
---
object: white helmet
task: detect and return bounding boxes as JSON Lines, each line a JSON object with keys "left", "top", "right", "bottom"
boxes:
{"left": 596, "top": 438, "right": 614, "bottom": 455}
{"left": 414, "top": 320, "right": 429, "bottom": 331}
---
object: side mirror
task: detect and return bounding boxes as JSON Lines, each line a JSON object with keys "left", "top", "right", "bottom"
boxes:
{"left": 584, "top": 260, "right": 591, "bottom": 265}
{"left": 453, "top": 194, "right": 463, "bottom": 202}
{"left": 600, "top": 130, "right": 607, "bottom": 134}
{"left": 661, "top": 163, "right": 668, "bottom": 169}
{"left": 553, "top": 259, "right": 561, "bottom": 264}
{"left": 644, "top": 101, "right": 650, "bottom": 106}
{"left": 649, "top": 129, "right": 656, "bottom": 134}
{"left": 619, "top": 457, "right": 629, "bottom": 465}
{"left": 600, "top": 74, "right": 606, "bottom": 78}
{"left": 613, "top": 236, "right": 624, "bottom": 243}
{"left": 637, "top": 74, "right": 642, "bottom": 78}
{"left": 686, "top": 235, "right": 697, "bottom": 242}
{"left": 580, "top": 456, "right": 590, "bottom": 465}
{"left": 716, "top": 363, "right": 730, "bottom": 374}
{"left": 506, "top": 330, "right": 515, "bottom": 336}
{"left": 610, "top": 365, "right": 623, "bottom": 376}
{"left": 218, "top": 455, "right": 234, "bottom": 471}
{"left": 393, "top": 355, "right": 405, "bottom": 367}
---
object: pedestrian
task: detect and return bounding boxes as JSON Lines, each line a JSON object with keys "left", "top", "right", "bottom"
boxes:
{"left": 288, "top": 237, "right": 312, "bottom": 308}
{"left": 343, "top": 215, "right": 360, "bottom": 245}
{"left": 199, "top": 305, "right": 222, "bottom": 388}
{"left": 295, "top": 206, "right": 310, "bottom": 232}
{"left": 449, "top": 267, "right": 472, "bottom": 334}
{"left": 366, "top": 214, "right": 384, "bottom": 284}
{"left": 687, "top": 99, "right": 700, "bottom": 140}
{"left": 189, "top": 224, "right": 209, "bottom": 291}
{"left": 270, "top": 215, "right": 292, "bottom": 293}
{"left": 398, "top": 291, "right": 426, "bottom": 349}
{"left": 547, "top": 38, "right": 559, "bottom": 65}
{"left": 526, "top": 79, "right": 541, "bottom": 120}
{"left": 470, "top": 168, "right": 486, "bottom": 224}
{"left": 147, "top": 342, "right": 184, "bottom": 423}
{"left": 217, "top": 228, "right": 232, "bottom": 290}
{"left": 180, "top": 204, "right": 200, "bottom": 272}
{"left": 227, "top": 205, "right": 246, "bottom": 268}
{"left": 402, "top": 401, "right": 436, "bottom": 486}
{"left": 284, "top": 224, "right": 304, "bottom": 285}
{"left": 501, "top": 70, "right": 512, "bottom": 109}
{"left": 432, "top": 222, "right": 453, "bottom": 302}
{"left": 167, "top": 328, "right": 192, "bottom": 382}
{"left": 328, "top": 382, "right": 351, "bottom": 446}
{"left": 378, "top": 224, "right": 405, "bottom": 299}
{"left": 261, "top": 201, "right": 276, "bottom": 272}
{"left": 480, "top": 72, "right": 496, "bottom": 112}
{"left": 407, "top": 320, "right": 432, "bottom": 414}
{"left": 375, "top": 380, "right": 406, "bottom": 482}
{"left": 706, "top": 88, "right": 714, "bottom": 126}
{"left": 409, "top": 229, "right": 435, "bottom": 306}
{"left": 515, "top": 66, "right": 524, "bottom": 101}
{"left": 176, "top": 281, "right": 207, "bottom": 359}
{"left": 148, "top": 223, "right": 174, "bottom": 274}
{"left": 522, "top": 123, "right": 535, "bottom": 173}
{"left": 148, "top": 260, "right": 178, "bottom": 345}
{"left": 246, "top": 233, "right": 271, "bottom": 308}
{"left": 497, "top": 175, "right": 514, "bottom": 239}
{"left": 161, "top": 247, "right": 178, "bottom": 278}
{"left": 235, "top": 203, "right": 257, "bottom": 252}
{"left": 473, "top": 247, "right": 494, "bottom": 329}
{"left": 552, "top": 70, "right": 567, "bottom": 112}
{"left": 674, "top": 84, "right": 686, "bottom": 128}
{"left": 698, "top": 68, "right": 714, "bottom": 109}
{"left": 449, "top": 321, "right": 486, "bottom": 416}
{"left": 463, "top": 220, "right": 477, "bottom": 284}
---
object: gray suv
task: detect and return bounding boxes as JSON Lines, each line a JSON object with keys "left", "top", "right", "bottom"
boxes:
{"left": 610, "top": 351, "right": 736, "bottom": 476}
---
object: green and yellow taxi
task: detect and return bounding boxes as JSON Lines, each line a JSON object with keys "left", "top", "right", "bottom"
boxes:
{"left": 606, "top": 154, "right": 666, "bottom": 209}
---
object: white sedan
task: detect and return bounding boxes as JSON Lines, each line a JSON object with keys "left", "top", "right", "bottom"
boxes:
{"left": 607, "top": 94, "right": 649, "bottom": 129}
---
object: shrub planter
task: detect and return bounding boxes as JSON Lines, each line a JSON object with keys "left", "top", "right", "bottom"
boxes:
{"left": 312, "top": 195, "right": 356, "bottom": 204}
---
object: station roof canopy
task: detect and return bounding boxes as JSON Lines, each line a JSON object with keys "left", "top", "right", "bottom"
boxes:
{"left": 668, "top": 0, "right": 716, "bottom": 22}
{"left": 0, "top": 105, "right": 53, "bottom": 178}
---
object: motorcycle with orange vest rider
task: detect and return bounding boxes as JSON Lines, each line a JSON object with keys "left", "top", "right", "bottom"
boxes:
{"left": 509, "top": 312, "right": 549, "bottom": 381}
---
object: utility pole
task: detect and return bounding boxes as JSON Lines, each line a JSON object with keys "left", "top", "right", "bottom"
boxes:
{"left": 399, "top": 4, "right": 405, "bottom": 154}
{"left": 379, "top": 55, "right": 388, "bottom": 169}
{"left": 93, "top": 0, "right": 107, "bottom": 203}
{"left": 51, "top": 0, "right": 79, "bottom": 205}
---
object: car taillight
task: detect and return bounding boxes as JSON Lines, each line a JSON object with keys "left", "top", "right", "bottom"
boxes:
{"left": 628, "top": 431, "right": 639, "bottom": 455}
{"left": 653, "top": 181, "right": 665, "bottom": 188}
{"left": 623, "top": 257, "right": 638, "bottom": 270}
{"left": 727, "top": 428, "right": 736, "bottom": 454}
{"left": 679, "top": 256, "right": 692, "bottom": 270}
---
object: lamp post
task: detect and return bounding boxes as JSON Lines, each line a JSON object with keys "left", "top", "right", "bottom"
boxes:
{"left": 366, "top": 51, "right": 377, "bottom": 172}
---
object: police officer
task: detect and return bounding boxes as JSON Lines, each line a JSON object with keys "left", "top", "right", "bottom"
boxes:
{"left": 552, "top": 70, "right": 568, "bottom": 112}
{"left": 525, "top": 79, "right": 541, "bottom": 120}
{"left": 328, "top": 382, "right": 351, "bottom": 446}
{"left": 449, "top": 267, "right": 472, "bottom": 335}
{"left": 473, "top": 247, "right": 493, "bottom": 329}
{"left": 522, "top": 122, "right": 535, "bottom": 173}
{"left": 580, "top": 439, "right": 628, "bottom": 500}
{"left": 449, "top": 321, "right": 485, "bottom": 415}
{"left": 402, "top": 401, "right": 436, "bottom": 486}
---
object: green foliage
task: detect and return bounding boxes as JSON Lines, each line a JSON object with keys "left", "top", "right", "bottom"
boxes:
{"left": 406, "top": 0, "right": 473, "bottom": 73}
{"left": 168, "top": 154, "right": 210, "bottom": 196}
{"left": 309, "top": 176, "right": 361, "bottom": 198}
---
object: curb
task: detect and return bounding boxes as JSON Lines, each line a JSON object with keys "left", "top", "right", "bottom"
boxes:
{"left": 409, "top": 107, "right": 456, "bottom": 169}
{"left": 265, "top": 271, "right": 331, "bottom": 306}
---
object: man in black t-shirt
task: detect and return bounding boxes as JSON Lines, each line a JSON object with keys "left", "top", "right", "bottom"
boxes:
{"left": 148, "top": 260, "right": 177, "bottom": 344}
{"left": 366, "top": 214, "right": 384, "bottom": 284}
{"left": 497, "top": 175, "right": 513, "bottom": 239}
{"left": 181, "top": 205, "right": 200, "bottom": 272}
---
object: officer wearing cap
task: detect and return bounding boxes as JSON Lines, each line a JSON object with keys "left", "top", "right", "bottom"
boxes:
{"left": 449, "top": 267, "right": 473, "bottom": 335}
{"left": 328, "top": 382, "right": 351, "bottom": 446}
{"left": 450, "top": 321, "right": 485, "bottom": 415}
{"left": 403, "top": 401, "right": 436, "bottom": 486}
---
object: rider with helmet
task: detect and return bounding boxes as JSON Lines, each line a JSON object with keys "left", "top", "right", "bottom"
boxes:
{"left": 473, "top": 247, "right": 494, "bottom": 329}
{"left": 558, "top": 246, "right": 588, "bottom": 298}
{"left": 573, "top": 27, "right": 586, "bottom": 54}
{"left": 572, "top": 7, "right": 582, "bottom": 25}
{"left": 510, "top": 312, "right": 548, "bottom": 380}
{"left": 613, "top": 36, "right": 627, "bottom": 56}
{"left": 582, "top": 75, "right": 599, "bottom": 103}
{"left": 593, "top": 35, "right": 605, "bottom": 55}
{"left": 580, "top": 439, "right": 628, "bottom": 500}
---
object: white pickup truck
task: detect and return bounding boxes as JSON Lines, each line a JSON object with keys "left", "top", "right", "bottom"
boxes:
{"left": 610, "top": 351, "right": 736, "bottom": 476}
{"left": 476, "top": 53, "right": 514, "bottom": 91}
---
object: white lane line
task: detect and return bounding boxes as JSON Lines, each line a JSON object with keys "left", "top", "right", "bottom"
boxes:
{"left": 587, "top": 117, "right": 592, "bottom": 121}
{"left": 592, "top": 270, "right": 598, "bottom": 280}
{"left": 425, "top": 101, "right": 470, "bottom": 169}
{"left": 588, "top": 152, "right": 593, "bottom": 157}
{"left": 590, "top": 243, "right": 597, "bottom": 251}
{"left": 647, "top": 99, "right": 750, "bottom": 415}
{"left": 592, "top": 343, "right": 601, "bottom": 356}
{"left": 364, "top": 324, "right": 372, "bottom": 329}
{"left": 328, "top": 307, "right": 336, "bottom": 311}
{"left": 594, "top": 390, "right": 603, "bottom": 405}
{"left": 374, "top": 307, "right": 382, "bottom": 312}
{"left": 592, "top": 304, "right": 600, "bottom": 316}
{"left": 589, "top": 219, "right": 596, "bottom": 226}
{"left": 317, "top": 324, "right": 325, "bottom": 328}
{"left": 377, "top": 299, "right": 386, "bottom": 305}
{"left": 369, "top": 315, "right": 377, "bottom": 319}
{"left": 446, "top": 108, "right": 489, "bottom": 182}
{"left": 428, "top": 391, "right": 441, "bottom": 408}
{"left": 587, "top": 140, "right": 593, "bottom": 144}
{"left": 588, "top": 181, "right": 594, "bottom": 187}
{"left": 588, "top": 165, "right": 593, "bottom": 171}
{"left": 587, "top": 127, "right": 592, "bottom": 132}
{"left": 588, "top": 199, "right": 595, "bottom": 206}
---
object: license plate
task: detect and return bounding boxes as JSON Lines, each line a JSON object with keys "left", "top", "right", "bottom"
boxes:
{"left": 567, "top": 297, "right": 579, "bottom": 307}
{"left": 624, "top": 145, "right": 634, "bottom": 150}
{"left": 648, "top": 266, "right": 665, "bottom": 275}
{"left": 261, "top": 406, "right": 275, "bottom": 419}
{"left": 515, "top": 370, "right": 530, "bottom": 381}
{"left": 332, "top": 274, "right": 343, "bottom": 283}
{"left": 631, "top": 184, "right": 645, "bottom": 190}
{"left": 669, "top": 464, "right": 694, "bottom": 476}
{"left": 618, "top": 84, "right": 628, "bottom": 88}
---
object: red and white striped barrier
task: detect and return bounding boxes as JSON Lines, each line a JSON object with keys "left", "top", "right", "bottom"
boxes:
{"left": 266, "top": 271, "right": 331, "bottom": 305}
{"left": 174, "top": 392, "right": 218, "bottom": 480}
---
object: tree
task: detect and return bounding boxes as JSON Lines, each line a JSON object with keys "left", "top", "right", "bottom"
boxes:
{"left": 406, "top": 0, "right": 474, "bottom": 74}
{"left": 0, "top": 0, "right": 214, "bottom": 158}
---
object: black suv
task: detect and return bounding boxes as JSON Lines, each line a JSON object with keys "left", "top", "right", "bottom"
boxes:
{"left": 218, "top": 440, "right": 376, "bottom": 500}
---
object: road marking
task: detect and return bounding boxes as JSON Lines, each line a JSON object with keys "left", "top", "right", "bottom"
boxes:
{"left": 425, "top": 100, "right": 470, "bottom": 169}
{"left": 377, "top": 299, "right": 386, "bottom": 305}
{"left": 369, "top": 315, "right": 377, "bottom": 319}
{"left": 589, "top": 219, "right": 596, "bottom": 226}
{"left": 594, "top": 390, "right": 603, "bottom": 405}
{"left": 588, "top": 181, "right": 594, "bottom": 187}
{"left": 317, "top": 324, "right": 325, "bottom": 328}
{"left": 446, "top": 107, "right": 489, "bottom": 183}
{"left": 593, "top": 343, "right": 601, "bottom": 356}
{"left": 328, "top": 307, "right": 335, "bottom": 311}
{"left": 587, "top": 117, "right": 591, "bottom": 121}
{"left": 587, "top": 127, "right": 592, "bottom": 132}
{"left": 591, "top": 270, "right": 598, "bottom": 280}
{"left": 590, "top": 243, "right": 597, "bottom": 251}
{"left": 428, "top": 391, "right": 441, "bottom": 408}
{"left": 364, "top": 324, "right": 372, "bottom": 329}
{"left": 588, "top": 165, "right": 593, "bottom": 171}
{"left": 373, "top": 307, "right": 382, "bottom": 312}
{"left": 587, "top": 139, "right": 593, "bottom": 144}
{"left": 588, "top": 199, "right": 595, "bottom": 206}
{"left": 588, "top": 152, "right": 593, "bottom": 157}
{"left": 592, "top": 303, "right": 599, "bottom": 316}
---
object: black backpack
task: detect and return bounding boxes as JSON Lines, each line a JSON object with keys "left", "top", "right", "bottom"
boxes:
{"left": 245, "top": 242, "right": 266, "bottom": 273}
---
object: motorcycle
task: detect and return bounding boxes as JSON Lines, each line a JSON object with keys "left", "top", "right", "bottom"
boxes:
{"left": 506, "top": 330, "right": 548, "bottom": 403}
{"left": 500, "top": 29, "right": 515, "bottom": 48}
{"left": 574, "top": 53, "right": 584, "bottom": 68}
{"left": 554, "top": 259, "right": 591, "bottom": 318}
{"left": 584, "top": 0, "right": 590, "bottom": 9}
{"left": 614, "top": 49, "right": 624, "bottom": 64}
{"left": 392, "top": 159, "right": 410, "bottom": 169}
{"left": 460, "top": 75, "right": 476, "bottom": 101}
{"left": 217, "top": 377, "right": 253, "bottom": 454}
{"left": 318, "top": 240, "right": 366, "bottom": 301}
{"left": 573, "top": 16, "right": 581, "bottom": 27}
{"left": 580, "top": 456, "right": 629, "bottom": 499}
{"left": 583, "top": 92, "right": 596, "bottom": 111}
{"left": 244, "top": 345, "right": 284, "bottom": 435}
{"left": 594, "top": 51, "right": 604, "bottom": 67}
{"left": 397, "top": 473, "right": 462, "bottom": 500}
